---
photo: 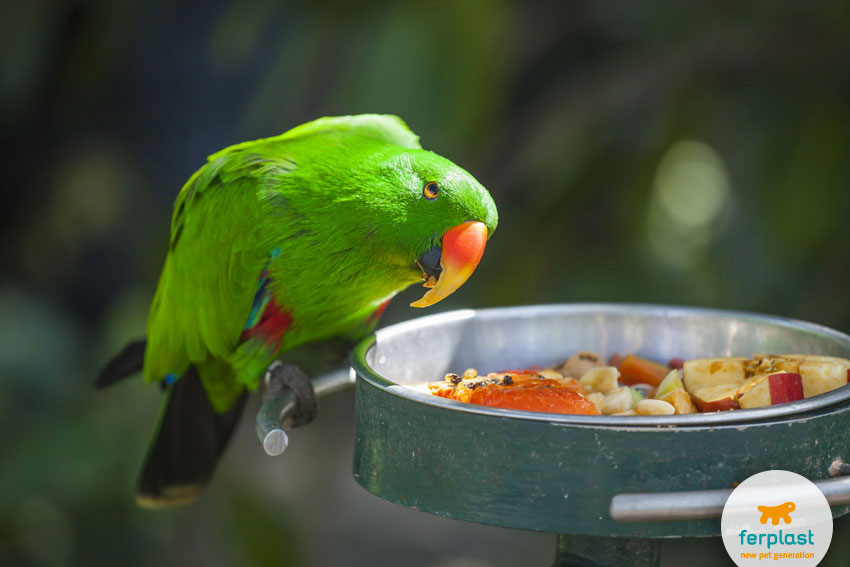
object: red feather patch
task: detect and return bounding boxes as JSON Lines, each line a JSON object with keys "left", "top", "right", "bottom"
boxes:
{"left": 240, "top": 296, "right": 293, "bottom": 346}
{"left": 367, "top": 298, "right": 391, "bottom": 324}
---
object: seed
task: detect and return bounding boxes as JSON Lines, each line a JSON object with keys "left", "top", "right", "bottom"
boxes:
{"left": 635, "top": 399, "right": 675, "bottom": 416}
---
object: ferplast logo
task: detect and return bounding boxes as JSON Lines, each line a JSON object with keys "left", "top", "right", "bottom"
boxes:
{"left": 739, "top": 501, "right": 816, "bottom": 554}
{"left": 758, "top": 502, "right": 795, "bottom": 525}
{"left": 722, "top": 470, "right": 832, "bottom": 566}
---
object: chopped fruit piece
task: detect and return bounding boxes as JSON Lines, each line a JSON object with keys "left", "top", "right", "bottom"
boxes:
{"left": 537, "top": 368, "right": 565, "bottom": 380}
{"left": 601, "top": 386, "right": 636, "bottom": 415}
{"left": 468, "top": 383, "right": 598, "bottom": 414}
{"left": 586, "top": 392, "right": 605, "bottom": 413}
{"left": 798, "top": 358, "right": 850, "bottom": 398}
{"left": 660, "top": 388, "right": 698, "bottom": 414}
{"left": 557, "top": 351, "right": 605, "bottom": 378}
{"left": 667, "top": 357, "right": 685, "bottom": 369}
{"left": 748, "top": 355, "right": 801, "bottom": 376}
{"left": 682, "top": 358, "right": 747, "bottom": 394}
{"left": 430, "top": 371, "right": 595, "bottom": 415}
{"left": 579, "top": 366, "right": 620, "bottom": 394}
{"left": 654, "top": 369, "right": 684, "bottom": 399}
{"left": 427, "top": 352, "right": 850, "bottom": 417}
{"left": 630, "top": 387, "right": 646, "bottom": 405}
{"left": 738, "top": 372, "right": 804, "bottom": 409}
{"left": 635, "top": 399, "right": 675, "bottom": 416}
{"left": 631, "top": 383, "right": 655, "bottom": 398}
{"left": 618, "top": 354, "right": 669, "bottom": 387}
{"left": 772, "top": 354, "right": 846, "bottom": 362}
{"left": 690, "top": 383, "right": 742, "bottom": 412}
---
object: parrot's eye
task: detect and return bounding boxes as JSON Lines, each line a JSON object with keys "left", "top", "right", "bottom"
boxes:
{"left": 423, "top": 181, "right": 440, "bottom": 201}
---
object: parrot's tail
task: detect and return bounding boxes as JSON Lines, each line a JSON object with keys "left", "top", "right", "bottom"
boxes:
{"left": 97, "top": 341, "right": 246, "bottom": 508}
{"left": 95, "top": 339, "right": 147, "bottom": 388}
{"left": 136, "top": 366, "right": 247, "bottom": 509}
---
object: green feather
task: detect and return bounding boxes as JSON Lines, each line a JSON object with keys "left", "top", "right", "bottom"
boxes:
{"left": 143, "top": 114, "right": 498, "bottom": 412}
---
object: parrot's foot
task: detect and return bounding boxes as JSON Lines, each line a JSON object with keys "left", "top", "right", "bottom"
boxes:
{"left": 263, "top": 361, "right": 318, "bottom": 428}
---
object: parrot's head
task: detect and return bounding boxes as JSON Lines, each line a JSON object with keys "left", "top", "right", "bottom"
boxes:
{"left": 364, "top": 148, "right": 498, "bottom": 308}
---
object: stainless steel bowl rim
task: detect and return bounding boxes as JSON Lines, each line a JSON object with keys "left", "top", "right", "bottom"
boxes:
{"left": 351, "top": 303, "right": 850, "bottom": 427}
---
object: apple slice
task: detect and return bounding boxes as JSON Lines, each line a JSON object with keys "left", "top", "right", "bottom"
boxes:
{"left": 773, "top": 354, "right": 849, "bottom": 362}
{"left": 682, "top": 358, "right": 747, "bottom": 394}
{"left": 798, "top": 358, "right": 850, "bottom": 398}
{"left": 748, "top": 355, "right": 801, "bottom": 376}
{"left": 691, "top": 382, "right": 742, "bottom": 412}
{"left": 654, "top": 369, "right": 684, "bottom": 399}
{"left": 738, "top": 372, "right": 803, "bottom": 409}
{"left": 660, "top": 388, "right": 698, "bottom": 414}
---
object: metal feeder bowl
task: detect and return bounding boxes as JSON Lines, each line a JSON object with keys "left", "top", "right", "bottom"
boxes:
{"left": 349, "top": 304, "right": 850, "bottom": 566}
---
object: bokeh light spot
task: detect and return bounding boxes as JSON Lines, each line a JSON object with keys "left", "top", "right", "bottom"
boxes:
{"left": 647, "top": 140, "right": 731, "bottom": 269}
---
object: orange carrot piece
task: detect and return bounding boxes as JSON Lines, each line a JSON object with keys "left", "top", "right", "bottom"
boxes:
{"left": 618, "top": 354, "right": 669, "bottom": 387}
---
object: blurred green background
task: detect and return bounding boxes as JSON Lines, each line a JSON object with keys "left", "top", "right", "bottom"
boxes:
{"left": 2, "top": 1, "right": 850, "bottom": 565}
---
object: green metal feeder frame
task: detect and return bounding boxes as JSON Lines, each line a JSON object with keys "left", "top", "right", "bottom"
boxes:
{"left": 347, "top": 304, "right": 850, "bottom": 566}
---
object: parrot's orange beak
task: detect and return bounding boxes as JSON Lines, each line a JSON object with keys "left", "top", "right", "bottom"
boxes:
{"left": 410, "top": 221, "right": 488, "bottom": 308}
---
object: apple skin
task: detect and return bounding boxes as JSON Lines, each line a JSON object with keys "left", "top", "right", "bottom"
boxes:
{"left": 768, "top": 372, "right": 804, "bottom": 404}
{"left": 738, "top": 372, "right": 803, "bottom": 409}
{"left": 691, "top": 383, "right": 742, "bottom": 412}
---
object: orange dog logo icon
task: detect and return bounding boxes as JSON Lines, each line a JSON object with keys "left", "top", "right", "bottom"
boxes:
{"left": 757, "top": 501, "right": 795, "bottom": 525}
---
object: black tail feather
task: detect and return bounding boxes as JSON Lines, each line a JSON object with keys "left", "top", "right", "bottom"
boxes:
{"left": 96, "top": 339, "right": 147, "bottom": 388}
{"left": 135, "top": 366, "right": 247, "bottom": 509}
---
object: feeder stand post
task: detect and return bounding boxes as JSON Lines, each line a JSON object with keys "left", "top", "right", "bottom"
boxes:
{"left": 552, "top": 534, "right": 660, "bottom": 567}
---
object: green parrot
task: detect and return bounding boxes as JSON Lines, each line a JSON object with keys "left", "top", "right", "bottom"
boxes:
{"left": 96, "top": 114, "right": 498, "bottom": 508}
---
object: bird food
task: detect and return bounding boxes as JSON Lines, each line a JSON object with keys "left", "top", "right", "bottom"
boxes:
{"left": 424, "top": 352, "right": 850, "bottom": 416}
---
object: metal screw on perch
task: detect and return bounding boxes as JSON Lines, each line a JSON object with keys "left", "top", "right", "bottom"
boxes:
{"left": 255, "top": 364, "right": 356, "bottom": 456}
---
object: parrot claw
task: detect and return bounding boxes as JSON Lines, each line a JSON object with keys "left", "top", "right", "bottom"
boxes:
{"left": 263, "top": 361, "right": 318, "bottom": 427}
{"left": 256, "top": 362, "right": 318, "bottom": 456}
